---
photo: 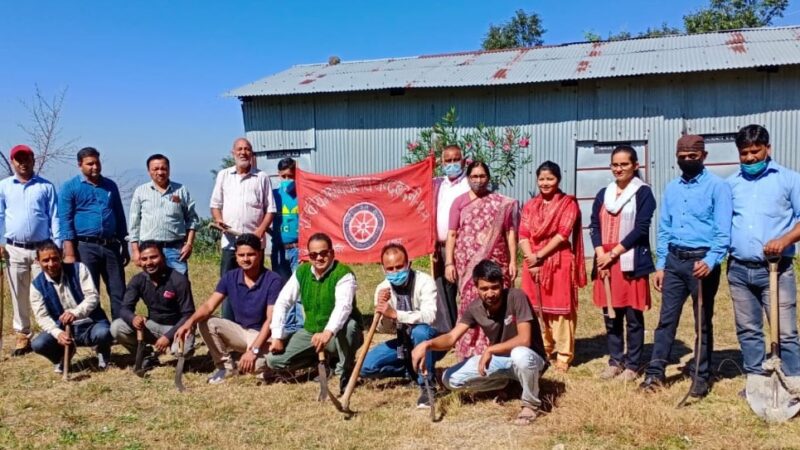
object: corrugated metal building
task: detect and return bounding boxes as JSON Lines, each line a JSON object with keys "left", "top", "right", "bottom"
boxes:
{"left": 227, "top": 26, "right": 800, "bottom": 254}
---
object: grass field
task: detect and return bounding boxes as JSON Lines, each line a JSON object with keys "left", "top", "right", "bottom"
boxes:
{"left": 0, "top": 255, "right": 799, "bottom": 449}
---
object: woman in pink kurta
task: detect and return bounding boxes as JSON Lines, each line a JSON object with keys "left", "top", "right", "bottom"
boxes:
{"left": 444, "top": 161, "right": 518, "bottom": 361}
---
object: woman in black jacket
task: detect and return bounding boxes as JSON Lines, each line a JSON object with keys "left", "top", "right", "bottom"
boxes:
{"left": 589, "top": 145, "right": 656, "bottom": 382}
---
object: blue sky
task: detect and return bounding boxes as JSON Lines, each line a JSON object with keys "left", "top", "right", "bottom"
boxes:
{"left": 1, "top": 1, "right": 797, "bottom": 216}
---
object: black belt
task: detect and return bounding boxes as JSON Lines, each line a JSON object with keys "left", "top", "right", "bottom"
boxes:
{"left": 7, "top": 240, "right": 47, "bottom": 250}
{"left": 76, "top": 236, "right": 119, "bottom": 247}
{"left": 730, "top": 257, "right": 792, "bottom": 270}
{"left": 668, "top": 245, "right": 709, "bottom": 260}
{"left": 153, "top": 239, "right": 184, "bottom": 249}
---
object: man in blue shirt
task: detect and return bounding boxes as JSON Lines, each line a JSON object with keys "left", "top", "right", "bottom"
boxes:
{"left": 726, "top": 124, "right": 800, "bottom": 379}
{"left": 640, "top": 135, "right": 732, "bottom": 397}
{"left": 0, "top": 144, "right": 59, "bottom": 355}
{"left": 270, "top": 158, "right": 304, "bottom": 333}
{"left": 59, "top": 147, "right": 129, "bottom": 320}
{"left": 175, "top": 233, "right": 284, "bottom": 384}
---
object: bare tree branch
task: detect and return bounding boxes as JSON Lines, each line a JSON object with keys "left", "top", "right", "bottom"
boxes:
{"left": 0, "top": 153, "right": 11, "bottom": 177}
{"left": 17, "top": 84, "right": 79, "bottom": 175}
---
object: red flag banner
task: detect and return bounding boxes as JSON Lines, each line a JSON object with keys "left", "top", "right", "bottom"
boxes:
{"left": 296, "top": 157, "right": 435, "bottom": 263}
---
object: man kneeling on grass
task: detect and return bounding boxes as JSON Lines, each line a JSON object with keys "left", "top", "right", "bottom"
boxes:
{"left": 267, "top": 232, "right": 364, "bottom": 394}
{"left": 411, "top": 259, "right": 547, "bottom": 425}
{"left": 360, "top": 243, "right": 444, "bottom": 409}
{"left": 29, "top": 240, "right": 112, "bottom": 372}
{"left": 111, "top": 241, "right": 196, "bottom": 372}
{"left": 175, "top": 233, "right": 283, "bottom": 383}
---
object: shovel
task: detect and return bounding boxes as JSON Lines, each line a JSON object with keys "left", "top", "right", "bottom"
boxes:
{"left": 422, "top": 364, "right": 437, "bottom": 422}
{"left": 332, "top": 312, "right": 382, "bottom": 418}
{"left": 133, "top": 328, "right": 146, "bottom": 377}
{"left": 745, "top": 255, "right": 800, "bottom": 423}
{"left": 174, "top": 337, "right": 186, "bottom": 392}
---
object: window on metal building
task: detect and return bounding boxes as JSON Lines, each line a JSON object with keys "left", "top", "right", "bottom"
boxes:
{"left": 574, "top": 140, "right": 649, "bottom": 257}
{"left": 699, "top": 133, "right": 740, "bottom": 179}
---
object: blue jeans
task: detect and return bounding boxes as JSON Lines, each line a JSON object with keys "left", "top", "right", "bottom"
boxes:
{"left": 443, "top": 346, "right": 545, "bottom": 409}
{"left": 727, "top": 259, "right": 800, "bottom": 376}
{"left": 162, "top": 246, "right": 188, "bottom": 275}
{"left": 77, "top": 241, "right": 126, "bottom": 320}
{"left": 32, "top": 320, "right": 112, "bottom": 365}
{"left": 360, "top": 324, "right": 443, "bottom": 385}
{"left": 270, "top": 244, "right": 303, "bottom": 334}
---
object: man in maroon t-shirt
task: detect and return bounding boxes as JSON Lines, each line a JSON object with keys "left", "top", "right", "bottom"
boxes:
{"left": 412, "top": 259, "right": 547, "bottom": 425}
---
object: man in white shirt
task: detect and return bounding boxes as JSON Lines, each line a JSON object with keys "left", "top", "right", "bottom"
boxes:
{"left": 29, "top": 241, "right": 112, "bottom": 372}
{"left": 210, "top": 137, "right": 276, "bottom": 320}
{"left": 267, "top": 233, "right": 363, "bottom": 394}
{"left": 432, "top": 145, "right": 470, "bottom": 332}
{"left": 360, "top": 243, "right": 444, "bottom": 409}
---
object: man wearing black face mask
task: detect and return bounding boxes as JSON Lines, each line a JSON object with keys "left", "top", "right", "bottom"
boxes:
{"left": 640, "top": 135, "right": 732, "bottom": 397}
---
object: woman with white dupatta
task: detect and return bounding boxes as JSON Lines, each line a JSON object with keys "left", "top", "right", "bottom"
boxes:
{"left": 589, "top": 145, "right": 656, "bottom": 382}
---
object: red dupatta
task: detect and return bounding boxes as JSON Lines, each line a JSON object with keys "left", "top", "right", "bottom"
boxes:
{"left": 521, "top": 191, "right": 587, "bottom": 291}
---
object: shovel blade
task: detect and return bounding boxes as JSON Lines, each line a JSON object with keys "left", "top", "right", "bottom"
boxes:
{"left": 317, "top": 362, "right": 329, "bottom": 402}
{"left": 746, "top": 374, "right": 800, "bottom": 423}
{"left": 174, "top": 356, "right": 186, "bottom": 392}
{"left": 133, "top": 341, "right": 146, "bottom": 377}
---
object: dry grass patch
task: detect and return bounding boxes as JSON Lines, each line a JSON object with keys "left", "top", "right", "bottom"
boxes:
{"left": 0, "top": 256, "right": 798, "bottom": 449}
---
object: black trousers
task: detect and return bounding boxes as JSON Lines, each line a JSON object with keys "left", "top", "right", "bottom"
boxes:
{"left": 646, "top": 252, "right": 719, "bottom": 381}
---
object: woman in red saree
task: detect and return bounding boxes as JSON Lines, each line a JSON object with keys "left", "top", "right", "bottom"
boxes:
{"left": 444, "top": 161, "right": 518, "bottom": 361}
{"left": 519, "top": 161, "right": 587, "bottom": 373}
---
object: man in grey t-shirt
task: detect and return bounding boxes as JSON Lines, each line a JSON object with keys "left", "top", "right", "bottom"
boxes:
{"left": 412, "top": 259, "right": 547, "bottom": 426}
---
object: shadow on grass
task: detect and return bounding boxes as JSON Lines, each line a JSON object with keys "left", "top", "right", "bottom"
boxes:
{"left": 572, "top": 333, "right": 693, "bottom": 371}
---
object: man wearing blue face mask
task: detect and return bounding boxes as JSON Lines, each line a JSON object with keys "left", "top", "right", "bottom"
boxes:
{"left": 270, "top": 158, "right": 303, "bottom": 333}
{"left": 360, "top": 243, "right": 443, "bottom": 409}
{"left": 432, "top": 145, "right": 470, "bottom": 333}
{"left": 727, "top": 124, "right": 800, "bottom": 381}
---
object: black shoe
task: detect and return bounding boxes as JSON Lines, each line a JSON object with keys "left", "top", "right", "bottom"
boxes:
{"left": 638, "top": 375, "right": 664, "bottom": 393}
{"left": 339, "top": 375, "right": 349, "bottom": 396}
{"left": 689, "top": 378, "right": 710, "bottom": 398}
{"left": 141, "top": 355, "right": 161, "bottom": 372}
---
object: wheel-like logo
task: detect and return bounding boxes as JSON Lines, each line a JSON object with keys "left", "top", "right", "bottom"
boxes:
{"left": 342, "top": 202, "right": 385, "bottom": 251}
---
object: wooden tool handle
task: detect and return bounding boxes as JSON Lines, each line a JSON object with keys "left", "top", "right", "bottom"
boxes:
{"left": 63, "top": 324, "right": 72, "bottom": 381}
{"left": 768, "top": 257, "right": 781, "bottom": 351}
{"left": 603, "top": 276, "right": 616, "bottom": 319}
{"left": 340, "top": 312, "right": 382, "bottom": 407}
{"left": 136, "top": 328, "right": 144, "bottom": 342}
{"left": 178, "top": 336, "right": 185, "bottom": 355}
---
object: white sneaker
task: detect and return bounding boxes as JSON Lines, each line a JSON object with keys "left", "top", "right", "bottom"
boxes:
{"left": 54, "top": 363, "right": 63, "bottom": 374}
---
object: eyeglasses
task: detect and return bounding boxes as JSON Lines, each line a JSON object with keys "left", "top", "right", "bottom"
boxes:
{"left": 308, "top": 250, "right": 332, "bottom": 260}
{"left": 610, "top": 163, "right": 633, "bottom": 169}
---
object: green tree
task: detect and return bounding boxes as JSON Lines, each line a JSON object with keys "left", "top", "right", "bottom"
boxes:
{"left": 482, "top": 10, "right": 545, "bottom": 50}
{"left": 684, "top": 0, "right": 789, "bottom": 33}
{"left": 210, "top": 155, "right": 234, "bottom": 180}
{"left": 585, "top": 22, "right": 680, "bottom": 42}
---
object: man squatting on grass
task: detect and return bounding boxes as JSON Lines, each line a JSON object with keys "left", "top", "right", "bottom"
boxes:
{"left": 359, "top": 243, "right": 445, "bottom": 409}
{"left": 111, "top": 241, "right": 196, "bottom": 372}
{"left": 267, "top": 232, "right": 364, "bottom": 394}
{"left": 175, "top": 233, "right": 284, "bottom": 383}
{"left": 29, "top": 240, "right": 112, "bottom": 372}
{"left": 412, "top": 259, "right": 548, "bottom": 426}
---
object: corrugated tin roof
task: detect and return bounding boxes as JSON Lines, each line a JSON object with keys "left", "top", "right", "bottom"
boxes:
{"left": 227, "top": 26, "right": 800, "bottom": 97}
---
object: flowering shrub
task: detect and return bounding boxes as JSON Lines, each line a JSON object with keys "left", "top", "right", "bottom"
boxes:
{"left": 403, "top": 107, "right": 532, "bottom": 189}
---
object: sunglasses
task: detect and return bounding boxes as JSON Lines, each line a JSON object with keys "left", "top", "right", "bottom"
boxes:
{"left": 308, "top": 250, "right": 332, "bottom": 260}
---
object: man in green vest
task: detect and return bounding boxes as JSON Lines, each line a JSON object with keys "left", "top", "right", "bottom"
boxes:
{"left": 267, "top": 232, "right": 363, "bottom": 393}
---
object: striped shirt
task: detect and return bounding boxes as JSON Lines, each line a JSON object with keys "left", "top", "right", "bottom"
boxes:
{"left": 128, "top": 181, "right": 200, "bottom": 243}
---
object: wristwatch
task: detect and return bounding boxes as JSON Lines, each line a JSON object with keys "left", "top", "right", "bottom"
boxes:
{"left": 609, "top": 250, "right": 619, "bottom": 259}
{"left": 250, "top": 347, "right": 260, "bottom": 356}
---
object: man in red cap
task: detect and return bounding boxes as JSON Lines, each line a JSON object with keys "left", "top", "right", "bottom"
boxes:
{"left": 0, "top": 145, "right": 60, "bottom": 356}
